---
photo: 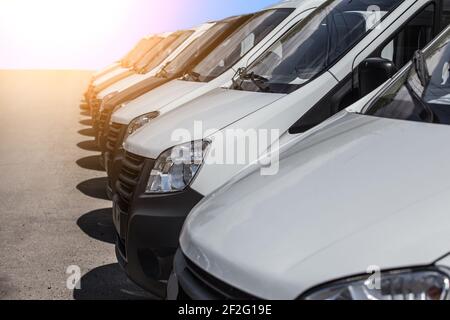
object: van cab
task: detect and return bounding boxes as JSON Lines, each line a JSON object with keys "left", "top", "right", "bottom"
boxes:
{"left": 87, "top": 29, "right": 199, "bottom": 118}
{"left": 174, "top": 25, "right": 450, "bottom": 300}
{"left": 81, "top": 34, "right": 161, "bottom": 110}
{"left": 115, "top": 0, "right": 450, "bottom": 296}
{"left": 90, "top": 31, "right": 193, "bottom": 100}
{"left": 102, "top": 0, "right": 323, "bottom": 192}
{"left": 90, "top": 16, "right": 259, "bottom": 134}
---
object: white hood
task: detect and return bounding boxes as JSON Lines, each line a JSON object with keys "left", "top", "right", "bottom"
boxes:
{"left": 181, "top": 111, "right": 450, "bottom": 299}
{"left": 112, "top": 80, "right": 205, "bottom": 124}
{"left": 98, "top": 72, "right": 155, "bottom": 99}
{"left": 124, "top": 88, "right": 285, "bottom": 158}
{"left": 93, "top": 67, "right": 130, "bottom": 87}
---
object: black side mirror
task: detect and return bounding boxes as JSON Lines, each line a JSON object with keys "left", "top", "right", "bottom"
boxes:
{"left": 359, "top": 58, "right": 397, "bottom": 97}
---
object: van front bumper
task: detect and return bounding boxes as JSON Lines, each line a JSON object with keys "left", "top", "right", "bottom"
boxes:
{"left": 112, "top": 154, "right": 203, "bottom": 296}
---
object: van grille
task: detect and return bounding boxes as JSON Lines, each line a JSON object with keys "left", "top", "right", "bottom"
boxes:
{"left": 177, "top": 253, "right": 257, "bottom": 300}
{"left": 106, "top": 123, "right": 126, "bottom": 159}
{"left": 116, "top": 152, "right": 145, "bottom": 206}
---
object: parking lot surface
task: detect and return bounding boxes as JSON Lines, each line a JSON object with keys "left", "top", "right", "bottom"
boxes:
{"left": 0, "top": 70, "right": 155, "bottom": 300}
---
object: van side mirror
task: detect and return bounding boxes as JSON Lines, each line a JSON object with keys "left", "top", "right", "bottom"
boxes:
{"left": 359, "top": 58, "right": 397, "bottom": 97}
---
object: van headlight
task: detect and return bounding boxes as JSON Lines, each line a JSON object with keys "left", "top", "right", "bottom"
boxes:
{"left": 302, "top": 268, "right": 450, "bottom": 300}
{"left": 146, "top": 140, "right": 210, "bottom": 193}
{"left": 123, "top": 111, "right": 159, "bottom": 142}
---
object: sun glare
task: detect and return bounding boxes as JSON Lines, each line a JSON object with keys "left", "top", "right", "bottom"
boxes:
{"left": 0, "top": 0, "right": 276, "bottom": 69}
{"left": 0, "top": 0, "right": 133, "bottom": 69}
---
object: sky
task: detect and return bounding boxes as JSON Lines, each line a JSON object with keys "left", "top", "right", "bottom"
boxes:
{"left": 0, "top": 0, "right": 277, "bottom": 70}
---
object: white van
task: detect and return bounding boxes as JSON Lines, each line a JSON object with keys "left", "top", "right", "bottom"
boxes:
{"left": 80, "top": 34, "right": 161, "bottom": 110}
{"left": 93, "top": 34, "right": 162, "bottom": 82}
{"left": 173, "top": 25, "right": 450, "bottom": 300}
{"left": 86, "top": 28, "right": 205, "bottom": 115}
{"left": 114, "top": 0, "right": 450, "bottom": 296}
{"left": 92, "top": 15, "right": 260, "bottom": 133}
{"left": 89, "top": 31, "right": 197, "bottom": 97}
{"left": 101, "top": 0, "right": 323, "bottom": 175}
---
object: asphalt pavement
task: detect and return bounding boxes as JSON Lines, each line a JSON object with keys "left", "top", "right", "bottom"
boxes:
{"left": 0, "top": 70, "right": 155, "bottom": 300}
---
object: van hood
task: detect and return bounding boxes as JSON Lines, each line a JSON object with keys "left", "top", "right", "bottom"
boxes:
{"left": 93, "top": 66, "right": 129, "bottom": 87}
{"left": 125, "top": 88, "right": 285, "bottom": 159}
{"left": 98, "top": 72, "right": 154, "bottom": 99}
{"left": 180, "top": 111, "right": 450, "bottom": 299}
{"left": 112, "top": 80, "right": 205, "bottom": 124}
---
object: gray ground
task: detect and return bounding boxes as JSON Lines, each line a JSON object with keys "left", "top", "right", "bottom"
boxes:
{"left": 0, "top": 70, "right": 155, "bottom": 300}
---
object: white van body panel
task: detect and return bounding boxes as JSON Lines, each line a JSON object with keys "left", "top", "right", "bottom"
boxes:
{"left": 191, "top": 0, "right": 429, "bottom": 194}
{"left": 93, "top": 67, "right": 131, "bottom": 87}
{"left": 112, "top": 80, "right": 205, "bottom": 124}
{"left": 181, "top": 110, "right": 450, "bottom": 300}
{"left": 97, "top": 23, "right": 215, "bottom": 99}
{"left": 125, "top": 0, "right": 429, "bottom": 197}
{"left": 111, "top": 2, "right": 322, "bottom": 125}
{"left": 124, "top": 88, "right": 286, "bottom": 157}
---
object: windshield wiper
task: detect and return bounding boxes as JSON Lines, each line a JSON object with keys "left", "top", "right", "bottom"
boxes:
{"left": 231, "top": 67, "right": 270, "bottom": 92}
{"left": 183, "top": 70, "right": 202, "bottom": 82}
{"left": 412, "top": 50, "right": 430, "bottom": 87}
{"left": 156, "top": 63, "right": 169, "bottom": 78}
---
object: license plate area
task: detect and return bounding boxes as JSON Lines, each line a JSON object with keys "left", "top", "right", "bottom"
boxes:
{"left": 112, "top": 196, "right": 127, "bottom": 239}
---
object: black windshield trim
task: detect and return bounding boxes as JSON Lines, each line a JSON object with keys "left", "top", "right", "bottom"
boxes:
{"left": 181, "top": 8, "right": 295, "bottom": 83}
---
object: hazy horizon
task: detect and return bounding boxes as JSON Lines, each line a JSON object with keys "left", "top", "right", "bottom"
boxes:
{"left": 0, "top": 0, "right": 276, "bottom": 70}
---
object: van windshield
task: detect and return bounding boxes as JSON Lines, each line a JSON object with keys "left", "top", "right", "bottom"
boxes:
{"left": 364, "top": 32, "right": 450, "bottom": 125}
{"left": 123, "top": 37, "right": 163, "bottom": 68}
{"left": 161, "top": 18, "right": 244, "bottom": 78}
{"left": 134, "top": 32, "right": 193, "bottom": 73}
{"left": 185, "top": 9, "right": 294, "bottom": 83}
{"left": 235, "top": 0, "right": 404, "bottom": 94}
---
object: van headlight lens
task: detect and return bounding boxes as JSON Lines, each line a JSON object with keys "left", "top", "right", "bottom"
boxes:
{"left": 302, "top": 269, "right": 450, "bottom": 300}
{"left": 123, "top": 112, "right": 159, "bottom": 142}
{"left": 146, "top": 140, "right": 210, "bottom": 193}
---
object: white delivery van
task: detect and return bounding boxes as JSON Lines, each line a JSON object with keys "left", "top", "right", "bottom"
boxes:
{"left": 93, "top": 34, "right": 161, "bottom": 82}
{"left": 114, "top": 0, "right": 450, "bottom": 296}
{"left": 174, "top": 25, "right": 450, "bottom": 300}
{"left": 92, "top": 16, "right": 256, "bottom": 128}
{"left": 80, "top": 34, "right": 161, "bottom": 110}
{"left": 101, "top": 0, "right": 323, "bottom": 173}
{"left": 90, "top": 31, "right": 193, "bottom": 98}
{"left": 87, "top": 29, "right": 199, "bottom": 114}
{"left": 88, "top": 23, "right": 213, "bottom": 109}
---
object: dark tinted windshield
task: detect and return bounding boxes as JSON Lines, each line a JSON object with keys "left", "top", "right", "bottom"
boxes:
{"left": 236, "top": 0, "right": 404, "bottom": 94}
{"left": 122, "top": 37, "right": 162, "bottom": 67}
{"left": 364, "top": 31, "right": 450, "bottom": 125}
{"left": 134, "top": 31, "right": 193, "bottom": 73}
{"left": 186, "top": 9, "right": 293, "bottom": 83}
{"left": 161, "top": 18, "right": 245, "bottom": 77}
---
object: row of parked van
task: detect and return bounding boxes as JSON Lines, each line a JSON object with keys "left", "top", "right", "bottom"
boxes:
{"left": 81, "top": 0, "right": 450, "bottom": 300}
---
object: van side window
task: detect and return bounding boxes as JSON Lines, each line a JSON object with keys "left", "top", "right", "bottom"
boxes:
{"left": 378, "top": 3, "right": 436, "bottom": 68}
{"left": 289, "top": 3, "right": 438, "bottom": 134}
{"left": 441, "top": 0, "right": 450, "bottom": 30}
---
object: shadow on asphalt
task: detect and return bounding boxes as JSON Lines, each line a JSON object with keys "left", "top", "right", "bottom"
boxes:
{"left": 76, "top": 155, "right": 105, "bottom": 172}
{"left": 77, "top": 177, "right": 109, "bottom": 200}
{"left": 78, "top": 128, "right": 95, "bottom": 137}
{"left": 77, "top": 208, "right": 115, "bottom": 244}
{"left": 77, "top": 140, "right": 100, "bottom": 152}
{"left": 79, "top": 119, "right": 93, "bottom": 126}
{"left": 73, "top": 263, "right": 156, "bottom": 300}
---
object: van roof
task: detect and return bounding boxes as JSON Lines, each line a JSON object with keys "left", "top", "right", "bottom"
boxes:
{"left": 267, "top": 0, "right": 325, "bottom": 10}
